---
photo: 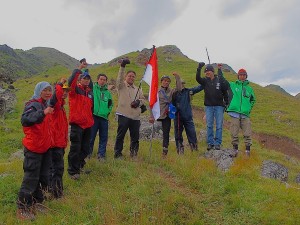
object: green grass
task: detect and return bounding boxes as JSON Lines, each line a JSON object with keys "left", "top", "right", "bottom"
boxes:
{"left": 1, "top": 49, "right": 300, "bottom": 224}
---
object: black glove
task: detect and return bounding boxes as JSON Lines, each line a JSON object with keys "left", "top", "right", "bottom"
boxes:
{"left": 198, "top": 62, "right": 205, "bottom": 69}
{"left": 130, "top": 99, "right": 140, "bottom": 108}
{"left": 121, "top": 59, "right": 130, "bottom": 67}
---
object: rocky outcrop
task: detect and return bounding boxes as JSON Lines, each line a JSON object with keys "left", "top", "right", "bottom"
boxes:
{"left": 261, "top": 160, "right": 288, "bottom": 182}
{"left": 204, "top": 149, "right": 238, "bottom": 171}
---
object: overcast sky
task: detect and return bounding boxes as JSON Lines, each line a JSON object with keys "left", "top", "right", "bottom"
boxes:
{"left": 1, "top": 0, "right": 299, "bottom": 95}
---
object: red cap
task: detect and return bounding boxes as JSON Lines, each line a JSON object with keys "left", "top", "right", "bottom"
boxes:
{"left": 238, "top": 68, "right": 247, "bottom": 76}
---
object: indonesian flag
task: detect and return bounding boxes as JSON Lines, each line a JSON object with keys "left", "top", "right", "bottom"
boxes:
{"left": 142, "top": 46, "right": 160, "bottom": 120}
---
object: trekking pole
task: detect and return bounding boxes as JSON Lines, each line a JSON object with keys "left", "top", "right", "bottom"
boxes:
{"left": 149, "top": 123, "right": 154, "bottom": 158}
{"left": 205, "top": 47, "right": 211, "bottom": 64}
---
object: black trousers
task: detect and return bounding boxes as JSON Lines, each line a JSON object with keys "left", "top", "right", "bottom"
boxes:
{"left": 17, "top": 148, "right": 51, "bottom": 209}
{"left": 50, "top": 147, "right": 64, "bottom": 198}
{"left": 114, "top": 115, "right": 140, "bottom": 157}
{"left": 158, "top": 117, "right": 171, "bottom": 148}
{"left": 68, "top": 124, "right": 91, "bottom": 175}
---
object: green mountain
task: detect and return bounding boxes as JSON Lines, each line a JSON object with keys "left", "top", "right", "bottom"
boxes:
{"left": 1, "top": 45, "right": 300, "bottom": 224}
{"left": 295, "top": 93, "right": 300, "bottom": 100}
{"left": 264, "top": 84, "right": 292, "bottom": 97}
{"left": 0, "top": 44, "right": 78, "bottom": 83}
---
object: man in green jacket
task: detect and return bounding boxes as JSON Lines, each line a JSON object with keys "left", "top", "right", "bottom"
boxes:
{"left": 89, "top": 74, "right": 113, "bottom": 160}
{"left": 221, "top": 66, "right": 256, "bottom": 156}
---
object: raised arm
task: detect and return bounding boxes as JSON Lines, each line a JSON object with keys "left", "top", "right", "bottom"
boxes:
{"left": 196, "top": 62, "right": 206, "bottom": 85}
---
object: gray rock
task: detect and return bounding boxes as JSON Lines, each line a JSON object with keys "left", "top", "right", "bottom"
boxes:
{"left": 139, "top": 117, "right": 163, "bottom": 140}
{"left": 261, "top": 160, "right": 288, "bottom": 182}
{"left": 204, "top": 149, "right": 237, "bottom": 171}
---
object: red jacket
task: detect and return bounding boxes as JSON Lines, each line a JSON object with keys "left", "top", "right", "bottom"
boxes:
{"left": 68, "top": 69, "right": 94, "bottom": 129}
{"left": 22, "top": 98, "right": 51, "bottom": 153}
{"left": 49, "top": 84, "right": 68, "bottom": 148}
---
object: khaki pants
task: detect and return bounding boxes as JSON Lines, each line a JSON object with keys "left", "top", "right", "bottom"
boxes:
{"left": 230, "top": 117, "right": 252, "bottom": 147}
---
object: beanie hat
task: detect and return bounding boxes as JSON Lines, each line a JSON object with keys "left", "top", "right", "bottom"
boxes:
{"left": 79, "top": 58, "right": 86, "bottom": 64}
{"left": 238, "top": 68, "right": 247, "bottom": 76}
{"left": 204, "top": 65, "right": 214, "bottom": 73}
{"left": 161, "top": 75, "right": 171, "bottom": 82}
{"left": 31, "top": 81, "right": 52, "bottom": 99}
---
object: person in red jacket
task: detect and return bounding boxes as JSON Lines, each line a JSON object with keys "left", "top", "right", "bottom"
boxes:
{"left": 67, "top": 58, "right": 94, "bottom": 180}
{"left": 17, "top": 81, "right": 54, "bottom": 221}
{"left": 48, "top": 78, "right": 70, "bottom": 198}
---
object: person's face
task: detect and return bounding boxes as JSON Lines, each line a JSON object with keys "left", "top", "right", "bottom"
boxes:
{"left": 205, "top": 71, "right": 214, "bottom": 79}
{"left": 238, "top": 74, "right": 247, "bottom": 81}
{"left": 40, "top": 87, "right": 52, "bottom": 100}
{"left": 97, "top": 76, "right": 107, "bottom": 86}
{"left": 125, "top": 72, "right": 135, "bottom": 85}
{"left": 161, "top": 78, "right": 171, "bottom": 88}
{"left": 62, "top": 89, "right": 69, "bottom": 99}
{"left": 80, "top": 77, "right": 91, "bottom": 86}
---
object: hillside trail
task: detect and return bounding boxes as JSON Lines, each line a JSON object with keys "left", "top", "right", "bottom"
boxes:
{"left": 192, "top": 107, "right": 300, "bottom": 160}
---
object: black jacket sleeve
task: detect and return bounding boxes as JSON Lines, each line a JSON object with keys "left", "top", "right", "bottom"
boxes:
{"left": 196, "top": 67, "right": 206, "bottom": 85}
{"left": 21, "top": 102, "right": 46, "bottom": 127}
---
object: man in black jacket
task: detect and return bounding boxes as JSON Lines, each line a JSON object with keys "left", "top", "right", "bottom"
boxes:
{"left": 196, "top": 63, "right": 229, "bottom": 150}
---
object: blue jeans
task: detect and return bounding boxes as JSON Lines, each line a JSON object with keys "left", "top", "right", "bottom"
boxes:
{"left": 205, "top": 106, "right": 224, "bottom": 146}
{"left": 89, "top": 116, "right": 108, "bottom": 157}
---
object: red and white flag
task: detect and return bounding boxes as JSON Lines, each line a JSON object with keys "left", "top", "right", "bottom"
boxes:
{"left": 142, "top": 46, "right": 160, "bottom": 120}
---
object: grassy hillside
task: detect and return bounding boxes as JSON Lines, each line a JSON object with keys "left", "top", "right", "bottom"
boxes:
{"left": 0, "top": 44, "right": 78, "bottom": 82}
{"left": 1, "top": 45, "right": 300, "bottom": 224}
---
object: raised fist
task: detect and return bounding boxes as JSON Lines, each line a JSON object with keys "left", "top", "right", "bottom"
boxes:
{"left": 198, "top": 62, "right": 205, "bottom": 69}
{"left": 120, "top": 58, "right": 131, "bottom": 67}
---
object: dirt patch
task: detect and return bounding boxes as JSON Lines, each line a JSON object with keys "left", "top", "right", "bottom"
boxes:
{"left": 191, "top": 107, "right": 300, "bottom": 160}
{"left": 253, "top": 133, "right": 300, "bottom": 159}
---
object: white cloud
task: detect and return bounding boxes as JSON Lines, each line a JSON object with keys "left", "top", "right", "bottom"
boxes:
{"left": 0, "top": 0, "right": 299, "bottom": 94}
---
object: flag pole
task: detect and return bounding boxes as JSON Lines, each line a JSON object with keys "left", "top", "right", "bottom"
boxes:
{"left": 133, "top": 45, "right": 156, "bottom": 101}
{"left": 149, "top": 123, "right": 154, "bottom": 158}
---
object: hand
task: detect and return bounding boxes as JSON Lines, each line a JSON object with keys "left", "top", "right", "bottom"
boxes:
{"left": 60, "top": 78, "right": 67, "bottom": 84}
{"left": 172, "top": 72, "right": 179, "bottom": 76}
{"left": 44, "top": 107, "right": 54, "bottom": 115}
{"left": 130, "top": 100, "right": 140, "bottom": 108}
{"left": 120, "top": 58, "right": 130, "bottom": 67}
{"left": 217, "top": 63, "right": 222, "bottom": 69}
{"left": 149, "top": 117, "right": 155, "bottom": 124}
{"left": 198, "top": 62, "right": 205, "bottom": 69}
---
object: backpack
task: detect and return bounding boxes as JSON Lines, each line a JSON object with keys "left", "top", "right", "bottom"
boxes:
{"left": 161, "top": 89, "right": 177, "bottom": 119}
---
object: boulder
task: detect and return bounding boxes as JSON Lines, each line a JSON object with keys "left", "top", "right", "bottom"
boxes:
{"left": 204, "top": 149, "right": 237, "bottom": 171}
{"left": 261, "top": 160, "right": 288, "bottom": 182}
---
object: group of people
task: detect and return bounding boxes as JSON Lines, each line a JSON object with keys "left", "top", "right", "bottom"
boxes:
{"left": 16, "top": 57, "right": 256, "bottom": 220}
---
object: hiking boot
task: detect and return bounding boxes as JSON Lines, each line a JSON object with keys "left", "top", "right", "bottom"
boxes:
{"left": 190, "top": 143, "right": 198, "bottom": 151}
{"left": 130, "top": 149, "right": 138, "bottom": 158}
{"left": 207, "top": 145, "right": 214, "bottom": 151}
{"left": 69, "top": 173, "right": 80, "bottom": 180}
{"left": 97, "top": 156, "right": 106, "bottom": 162}
{"left": 214, "top": 145, "right": 221, "bottom": 150}
{"left": 232, "top": 145, "right": 239, "bottom": 157}
{"left": 80, "top": 168, "right": 92, "bottom": 174}
{"left": 245, "top": 146, "right": 251, "bottom": 157}
{"left": 16, "top": 208, "right": 35, "bottom": 221}
{"left": 114, "top": 152, "right": 123, "bottom": 159}
{"left": 33, "top": 203, "right": 48, "bottom": 214}
{"left": 177, "top": 147, "right": 184, "bottom": 155}
{"left": 162, "top": 147, "right": 168, "bottom": 158}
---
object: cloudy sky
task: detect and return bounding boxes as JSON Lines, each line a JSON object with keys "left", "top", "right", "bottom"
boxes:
{"left": 1, "top": 0, "right": 299, "bottom": 95}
